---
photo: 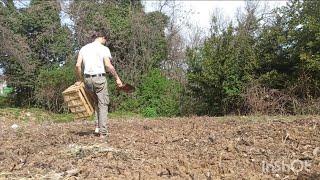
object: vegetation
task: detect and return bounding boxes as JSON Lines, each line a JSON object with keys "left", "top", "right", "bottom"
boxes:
{"left": 0, "top": 0, "right": 319, "bottom": 117}
{"left": 185, "top": 0, "right": 320, "bottom": 116}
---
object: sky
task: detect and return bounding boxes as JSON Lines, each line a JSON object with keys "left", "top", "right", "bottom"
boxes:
{"left": 142, "top": 1, "right": 288, "bottom": 36}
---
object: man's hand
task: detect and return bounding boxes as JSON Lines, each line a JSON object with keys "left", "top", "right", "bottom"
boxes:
{"left": 74, "top": 81, "right": 82, "bottom": 86}
{"left": 116, "top": 78, "right": 123, "bottom": 87}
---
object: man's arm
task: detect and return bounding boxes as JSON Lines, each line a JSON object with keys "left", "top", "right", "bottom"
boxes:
{"left": 75, "top": 53, "right": 83, "bottom": 83}
{"left": 104, "top": 57, "right": 123, "bottom": 87}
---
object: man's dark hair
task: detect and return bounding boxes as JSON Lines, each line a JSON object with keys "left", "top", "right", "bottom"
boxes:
{"left": 91, "top": 28, "right": 109, "bottom": 40}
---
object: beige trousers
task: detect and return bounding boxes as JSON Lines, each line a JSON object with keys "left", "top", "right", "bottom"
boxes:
{"left": 84, "top": 76, "right": 109, "bottom": 135}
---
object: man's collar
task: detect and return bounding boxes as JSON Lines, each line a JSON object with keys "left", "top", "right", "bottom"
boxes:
{"left": 93, "top": 40, "right": 101, "bottom": 44}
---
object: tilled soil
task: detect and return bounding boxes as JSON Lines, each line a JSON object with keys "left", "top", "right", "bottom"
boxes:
{"left": 0, "top": 115, "right": 319, "bottom": 179}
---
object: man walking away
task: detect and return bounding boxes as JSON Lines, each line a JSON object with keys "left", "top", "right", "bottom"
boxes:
{"left": 75, "top": 28, "right": 123, "bottom": 141}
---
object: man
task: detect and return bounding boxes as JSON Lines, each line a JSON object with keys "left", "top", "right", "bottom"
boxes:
{"left": 75, "top": 28, "right": 123, "bottom": 140}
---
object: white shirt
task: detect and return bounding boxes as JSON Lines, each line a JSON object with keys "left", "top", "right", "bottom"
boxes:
{"left": 79, "top": 41, "right": 112, "bottom": 75}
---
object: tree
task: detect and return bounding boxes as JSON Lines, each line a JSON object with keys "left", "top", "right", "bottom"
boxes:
{"left": 69, "top": 0, "right": 169, "bottom": 111}
{"left": 256, "top": 0, "right": 320, "bottom": 99}
{"left": 0, "top": 0, "right": 74, "bottom": 108}
{"left": 186, "top": 2, "right": 262, "bottom": 115}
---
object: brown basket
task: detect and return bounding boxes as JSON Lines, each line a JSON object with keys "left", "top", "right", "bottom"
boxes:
{"left": 62, "top": 82, "right": 96, "bottom": 120}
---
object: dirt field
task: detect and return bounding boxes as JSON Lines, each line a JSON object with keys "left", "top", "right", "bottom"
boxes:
{"left": 0, "top": 113, "right": 320, "bottom": 179}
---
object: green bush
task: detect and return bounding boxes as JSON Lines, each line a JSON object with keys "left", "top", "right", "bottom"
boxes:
{"left": 0, "top": 96, "right": 9, "bottom": 107}
{"left": 0, "top": 87, "right": 13, "bottom": 98}
{"left": 114, "top": 69, "right": 181, "bottom": 117}
{"left": 142, "top": 107, "right": 158, "bottom": 118}
{"left": 34, "top": 63, "right": 76, "bottom": 112}
{"left": 118, "top": 97, "right": 140, "bottom": 113}
{"left": 137, "top": 69, "right": 181, "bottom": 117}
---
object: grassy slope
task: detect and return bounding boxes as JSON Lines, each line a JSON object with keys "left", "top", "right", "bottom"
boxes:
{"left": 0, "top": 107, "right": 143, "bottom": 123}
{"left": 0, "top": 107, "right": 319, "bottom": 124}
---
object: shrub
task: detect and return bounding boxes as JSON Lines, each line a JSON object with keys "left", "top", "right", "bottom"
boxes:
{"left": 137, "top": 69, "right": 181, "bottom": 117}
{"left": 142, "top": 107, "right": 158, "bottom": 118}
{"left": 34, "top": 64, "right": 75, "bottom": 112}
{"left": 243, "top": 84, "right": 293, "bottom": 115}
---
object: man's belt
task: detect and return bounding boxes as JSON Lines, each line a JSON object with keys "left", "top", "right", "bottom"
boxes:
{"left": 84, "top": 73, "right": 106, "bottom": 78}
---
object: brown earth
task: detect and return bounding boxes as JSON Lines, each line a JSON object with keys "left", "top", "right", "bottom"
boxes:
{"left": 0, "top": 114, "right": 319, "bottom": 179}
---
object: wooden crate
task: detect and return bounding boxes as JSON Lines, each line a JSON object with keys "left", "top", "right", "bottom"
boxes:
{"left": 62, "top": 82, "right": 96, "bottom": 120}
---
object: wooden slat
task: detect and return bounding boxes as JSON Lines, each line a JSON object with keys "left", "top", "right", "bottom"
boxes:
{"left": 77, "top": 90, "right": 92, "bottom": 116}
{"left": 80, "top": 82, "right": 94, "bottom": 114}
{"left": 62, "top": 86, "right": 79, "bottom": 94}
{"left": 74, "top": 109, "right": 87, "bottom": 113}
{"left": 70, "top": 107, "right": 85, "bottom": 113}
{"left": 64, "top": 96, "right": 80, "bottom": 102}
{"left": 79, "top": 87, "right": 94, "bottom": 115}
